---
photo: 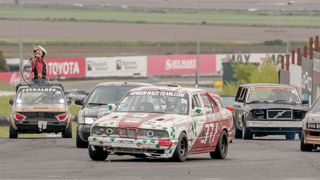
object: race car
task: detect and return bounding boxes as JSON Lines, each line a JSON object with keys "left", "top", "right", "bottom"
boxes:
{"left": 8, "top": 81, "right": 72, "bottom": 138}
{"left": 301, "top": 96, "right": 320, "bottom": 151}
{"left": 88, "top": 86, "right": 234, "bottom": 162}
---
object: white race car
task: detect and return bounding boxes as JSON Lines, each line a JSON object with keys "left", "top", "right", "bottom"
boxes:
{"left": 88, "top": 86, "right": 234, "bottom": 162}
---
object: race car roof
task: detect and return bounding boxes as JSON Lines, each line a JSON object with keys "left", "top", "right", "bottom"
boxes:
{"left": 130, "top": 85, "right": 206, "bottom": 94}
{"left": 239, "top": 83, "right": 294, "bottom": 88}
{"left": 96, "top": 82, "right": 152, "bottom": 87}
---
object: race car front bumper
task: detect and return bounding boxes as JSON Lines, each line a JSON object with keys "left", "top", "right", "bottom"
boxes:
{"left": 246, "top": 120, "right": 302, "bottom": 133}
{"left": 88, "top": 136, "right": 178, "bottom": 158}
{"left": 303, "top": 129, "right": 320, "bottom": 145}
{"left": 14, "top": 119, "right": 68, "bottom": 133}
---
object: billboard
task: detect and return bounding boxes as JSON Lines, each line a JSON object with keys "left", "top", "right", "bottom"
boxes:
{"left": 147, "top": 54, "right": 216, "bottom": 76}
{"left": 301, "top": 57, "right": 313, "bottom": 104}
{"left": 313, "top": 51, "right": 320, "bottom": 101}
{"left": 46, "top": 58, "right": 86, "bottom": 79}
{"left": 86, "top": 56, "right": 147, "bottom": 77}
{"left": 0, "top": 72, "right": 21, "bottom": 85}
{"left": 289, "top": 64, "right": 302, "bottom": 93}
{"left": 216, "top": 53, "right": 282, "bottom": 73}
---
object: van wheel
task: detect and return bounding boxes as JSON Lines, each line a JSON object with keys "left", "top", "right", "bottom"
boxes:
{"left": 9, "top": 123, "right": 18, "bottom": 139}
{"left": 171, "top": 132, "right": 188, "bottom": 162}
{"left": 88, "top": 145, "right": 108, "bottom": 161}
{"left": 62, "top": 123, "right": 72, "bottom": 138}
{"left": 210, "top": 130, "right": 228, "bottom": 159}
{"left": 242, "top": 127, "right": 253, "bottom": 140}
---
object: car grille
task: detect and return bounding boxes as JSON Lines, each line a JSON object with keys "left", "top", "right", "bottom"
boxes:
{"left": 267, "top": 110, "right": 293, "bottom": 119}
{"left": 20, "top": 112, "right": 62, "bottom": 119}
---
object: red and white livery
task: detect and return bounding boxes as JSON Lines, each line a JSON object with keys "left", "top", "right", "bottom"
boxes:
{"left": 88, "top": 86, "right": 234, "bottom": 161}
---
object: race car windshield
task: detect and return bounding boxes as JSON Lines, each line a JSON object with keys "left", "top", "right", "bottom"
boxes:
{"left": 246, "top": 87, "right": 301, "bottom": 104}
{"left": 86, "top": 86, "right": 137, "bottom": 106}
{"left": 116, "top": 90, "right": 189, "bottom": 115}
{"left": 16, "top": 88, "right": 65, "bottom": 104}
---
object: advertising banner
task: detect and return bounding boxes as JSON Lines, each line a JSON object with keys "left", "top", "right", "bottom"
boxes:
{"left": 313, "top": 51, "right": 320, "bottom": 101}
{"left": 147, "top": 54, "right": 216, "bottom": 76}
{"left": 86, "top": 56, "right": 147, "bottom": 77}
{"left": 216, "top": 53, "right": 282, "bottom": 72}
{"left": 301, "top": 57, "right": 313, "bottom": 104}
{"left": 46, "top": 58, "right": 86, "bottom": 79}
{"left": 0, "top": 72, "right": 21, "bottom": 85}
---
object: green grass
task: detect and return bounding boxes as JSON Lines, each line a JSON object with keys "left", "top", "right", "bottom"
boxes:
{"left": 0, "top": 5, "right": 320, "bottom": 28}
{"left": 0, "top": 82, "right": 15, "bottom": 91}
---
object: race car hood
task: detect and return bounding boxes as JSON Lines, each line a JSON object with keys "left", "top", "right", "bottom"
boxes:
{"left": 94, "top": 112, "right": 187, "bottom": 129}
{"left": 80, "top": 106, "right": 110, "bottom": 118}
{"left": 247, "top": 103, "right": 307, "bottom": 111}
{"left": 306, "top": 113, "right": 320, "bottom": 123}
{"left": 14, "top": 104, "right": 67, "bottom": 112}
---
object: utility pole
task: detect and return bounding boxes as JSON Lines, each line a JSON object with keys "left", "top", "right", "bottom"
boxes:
{"left": 195, "top": 0, "right": 201, "bottom": 88}
{"left": 18, "top": 0, "right": 24, "bottom": 82}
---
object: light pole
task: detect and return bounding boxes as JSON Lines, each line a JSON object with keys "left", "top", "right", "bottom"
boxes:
{"left": 195, "top": 0, "right": 201, "bottom": 88}
{"left": 18, "top": 0, "right": 24, "bottom": 82}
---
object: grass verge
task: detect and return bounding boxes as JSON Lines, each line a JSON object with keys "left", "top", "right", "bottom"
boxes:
{"left": 0, "top": 5, "right": 320, "bottom": 28}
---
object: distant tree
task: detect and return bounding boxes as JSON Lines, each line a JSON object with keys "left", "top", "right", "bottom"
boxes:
{"left": 0, "top": 51, "right": 9, "bottom": 72}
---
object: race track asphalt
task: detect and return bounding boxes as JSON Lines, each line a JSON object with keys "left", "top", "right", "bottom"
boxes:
{"left": 0, "top": 136, "right": 319, "bottom": 180}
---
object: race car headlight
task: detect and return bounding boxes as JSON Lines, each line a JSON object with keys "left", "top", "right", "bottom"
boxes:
{"left": 307, "top": 123, "right": 320, "bottom": 129}
{"left": 138, "top": 129, "right": 169, "bottom": 138}
{"left": 91, "top": 126, "right": 106, "bottom": 135}
{"left": 84, "top": 117, "right": 95, "bottom": 124}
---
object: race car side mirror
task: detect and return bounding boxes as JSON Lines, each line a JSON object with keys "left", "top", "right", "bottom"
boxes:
{"left": 192, "top": 107, "right": 204, "bottom": 116}
{"left": 226, "top": 105, "right": 234, "bottom": 111}
{"left": 302, "top": 100, "right": 309, "bottom": 105}
{"left": 107, "top": 103, "right": 116, "bottom": 111}
{"left": 75, "top": 99, "right": 83, "bottom": 106}
{"left": 9, "top": 99, "right": 14, "bottom": 105}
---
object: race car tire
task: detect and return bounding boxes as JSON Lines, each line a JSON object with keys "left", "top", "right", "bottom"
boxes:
{"left": 172, "top": 132, "right": 188, "bottom": 162}
{"left": 235, "top": 128, "right": 242, "bottom": 139}
{"left": 210, "top": 130, "right": 228, "bottom": 159}
{"left": 300, "top": 132, "right": 313, "bottom": 152}
{"left": 285, "top": 133, "right": 295, "bottom": 140}
{"left": 242, "top": 127, "right": 253, "bottom": 140}
{"left": 62, "top": 123, "right": 72, "bottom": 138}
{"left": 76, "top": 126, "right": 88, "bottom": 148}
{"left": 88, "top": 145, "right": 108, "bottom": 161}
{"left": 9, "top": 123, "right": 18, "bottom": 139}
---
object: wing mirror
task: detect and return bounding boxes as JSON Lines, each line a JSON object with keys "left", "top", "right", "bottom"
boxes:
{"left": 226, "top": 105, "right": 234, "bottom": 111}
{"left": 192, "top": 107, "right": 205, "bottom": 116}
{"left": 9, "top": 99, "right": 14, "bottom": 105}
{"left": 74, "top": 99, "right": 84, "bottom": 106}
{"left": 107, "top": 103, "right": 116, "bottom": 112}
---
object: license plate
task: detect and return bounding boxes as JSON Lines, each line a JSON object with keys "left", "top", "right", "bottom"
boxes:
{"left": 38, "top": 121, "right": 47, "bottom": 130}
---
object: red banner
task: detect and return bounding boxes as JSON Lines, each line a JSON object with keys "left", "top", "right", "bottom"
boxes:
{"left": 147, "top": 54, "right": 216, "bottom": 76}
{"left": 46, "top": 58, "right": 86, "bottom": 79}
{"left": 0, "top": 72, "right": 21, "bottom": 85}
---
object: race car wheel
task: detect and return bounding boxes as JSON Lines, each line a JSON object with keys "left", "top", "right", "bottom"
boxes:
{"left": 62, "top": 123, "right": 72, "bottom": 138}
{"left": 235, "top": 128, "right": 242, "bottom": 139}
{"left": 300, "top": 132, "right": 313, "bottom": 152}
{"left": 172, "top": 132, "right": 188, "bottom": 162}
{"left": 76, "top": 126, "right": 88, "bottom": 148}
{"left": 9, "top": 123, "right": 18, "bottom": 139}
{"left": 210, "top": 130, "right": 228, "bottom": 159}
{"left": 88, "top": 145, "right": 108, "bottom": 161}
{"left": 242, "top": 127, "right": 253, "bottom": 140}
{"left": 285, "top": 133, "right": 295, "bottom": 140}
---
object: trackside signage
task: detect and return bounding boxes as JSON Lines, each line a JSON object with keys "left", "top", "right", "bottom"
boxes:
{"left": 85, "top": 56, "right": 147, "bottom": 77}
{"left": 147, "top": 55, "right": 216, "bottom": 76}
{"left": 46, "top": 58, "right": 86, "bottom": 79}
